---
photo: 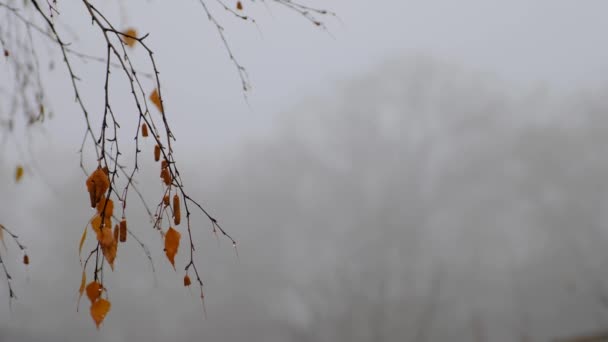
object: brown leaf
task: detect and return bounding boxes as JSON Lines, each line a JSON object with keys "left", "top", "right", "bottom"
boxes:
{"left": 90, "top": 298, "right": 111, "bottom": 329}
{"left": 91, "top": 215, "right": 112, "bottom": 242}
{"left": 122, "top": 28, "right": 138, "bottom": 47}
{"left": 96, "top": 197, "right": 114, "bottom": 218}
{"left": 149, "top": 88, "right": 163, "bottom": 112}
{"left": 15, "top": 165, "right": 24, "bottom": 182}
{"left": 173, "top": 194, "right": 181, "bottom": 226}
{"left": 236, "top": 1, "right": 243, "bottom": 10}
{"left": 86, "top": 281, "right": 101, "bottom": 304}
{"left": 119, "top": 219, "right": 127, "bottom": 243}
{"left": 23, "top": 254, "right": 29, "bottom": 265}
{"left": 113, "top": 224, "right": 119, "bottom": 243}
{"left": 154, "top": 144, "right": 161, "bottom": 162}
{"left": 161, "top": 168, "right": 171, "bottom": 186}
{"left": 86, "top": 167, "right": 110, "bottom": 208}
{"left": 141, "top": 123, "right": 149, "bottom": 137}
{"left": 184, "top": 274, "right": 191, "bottom": 287}
{"left": 164, "top": 227, "right": 181, "bottom": 268}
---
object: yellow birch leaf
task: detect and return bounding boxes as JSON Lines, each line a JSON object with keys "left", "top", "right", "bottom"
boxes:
{"left": 15, "top": 165, "right": 24, "bottom": 182}
{"left": 96, "top": 197, "right": 114, "bottom": 218}
{"left": 91, "top": 215, "right": 112, "bottom": 241}
{"left": 164, "top": 227, "right": 181, "bottom": 268}
{"left": 122, "top": 28, "right": 137, "bottom": 47}
{"left": 90, "top": 298, "right": 111, "bottom": 329}
{"left": 102, "top": 241, "right": 117, "bottom": 270}
{"left": 79, "top": 222, "right": 88, "bottom": 261}
{"left": 86, "top": 281, "right": 101, "bottom": 304}
{"left": 86, "top": 167, "right": 110, "bottom": 208}
{"left": 101, "top": 227, "right": 118, "bottom": 270}
{"left": 149, "top": 88, "right": 163, "bottom": 112}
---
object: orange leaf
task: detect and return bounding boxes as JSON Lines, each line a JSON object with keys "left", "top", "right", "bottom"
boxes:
{"left": 90, "top": 298, "right": 111, "bottom": 329}
{"left": 149, "top": 88, "right": 163, "bottom": 112}
{"left": 122, "top": 28, "right": 137, "bottom": 47}
{"left": 15, "top": 165, "right": 24, "bottom": 182}
{"left": 86, "top": 167, "right": 110, "bottom": 208}
{"left": 86, "top": 281, "right": 101, "bottom": 304}
{"left": 184, "top": 274, "right": 191, "bottom": 287}
{"left": 102, "top": 243, "right": 117, "bottom": 270}
{"left": 100, "top": 228, "right": 117, "bottom": 270}
{"left": 91, "top": 215, "right": 112, "bottom": 241}
{"left": 164, "top": 227, "right": 181, "bottom": 268}
{"left": 96, "top": 197, "right": 114, "bottom": 218}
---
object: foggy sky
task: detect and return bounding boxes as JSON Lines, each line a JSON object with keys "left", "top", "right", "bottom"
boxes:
{"left": 3, "top": 1, "right": 608, "bottom": 341}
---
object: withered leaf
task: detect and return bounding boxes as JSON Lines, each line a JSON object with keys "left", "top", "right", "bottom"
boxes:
{"left": 164, "top": 227, "right": 181, "bottom": 268}
{"left": 86, "top": 167, "right": 110, "bottom": 208}
{"left": 100, "top": 228, "right": 117, "bottom": 270}
{"left": 154, "top": 144, "right": 161, "bottom": 162}
{"left": 86, "top": 281, "right": 101, "bottom": 304}
{"left": 91, "top": 215, "right": 112, "bottom": 241}
{"left": 141, "top": 123, "right": 149, "bottom": 137}
{"left": 90, "top": 298, "right": 111, "bottom": 329}
{"left": 96, "top": 197, "right": 114, "bottom": 218}
{"left": 173, "top": 194, "right": 181, "bottom": 226}
{"left": 79, "top": 222, "right": 88, "bottom": 261}
{"left": 15, "top": 165, "right": 24, "bottom": 182}
{"left": 161, "top": 168, "right": 171, "bottom": 186}
{"left": 123, "top": 28, "right": 138, "bottom": 47}
{"left": 149, "top": 88, "right": 163, "bottom": 112}
{"left": 119, "top": 219, "right": 127, "bottom": 243}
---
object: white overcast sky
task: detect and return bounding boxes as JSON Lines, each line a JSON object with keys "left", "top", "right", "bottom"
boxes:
{"left": 36, "top": 0, "right": 608, "bottom": 155}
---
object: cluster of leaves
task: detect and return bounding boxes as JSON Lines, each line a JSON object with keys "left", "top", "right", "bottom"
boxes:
{"left": 0, "top": 0, "right": 332, "bottom": 329}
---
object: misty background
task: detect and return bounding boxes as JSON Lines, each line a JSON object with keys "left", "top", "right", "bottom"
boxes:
{"left": 3, "top": 1, "right": 608, "bottom": 341}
